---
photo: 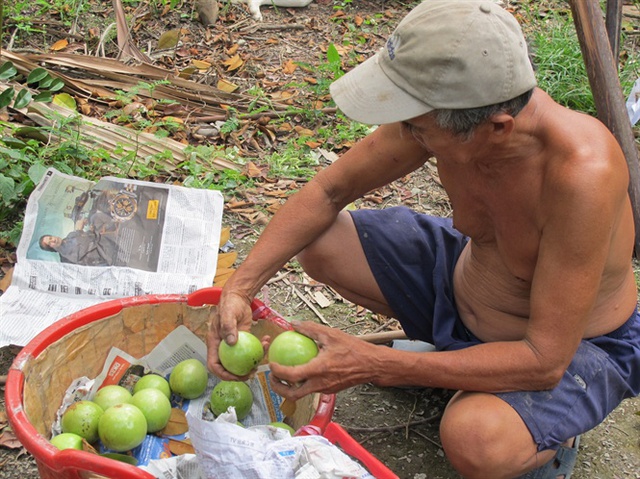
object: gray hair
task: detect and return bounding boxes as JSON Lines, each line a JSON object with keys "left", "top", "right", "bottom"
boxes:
{"left": 433, "top": 88, "right": 534, "bottom": 141}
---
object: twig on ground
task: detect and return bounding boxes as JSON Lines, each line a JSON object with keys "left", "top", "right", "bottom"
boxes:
{"left": 344, "top": 412, "right": 441, "bottom": 434}
{"left": 371, "top": 318, "right": 398, "bottom": 334}
{"left": 410, "top": 428, "right": 444, "bottom": 450}
{"left": 283, "top": 278, "right": 330, "bottom": 325}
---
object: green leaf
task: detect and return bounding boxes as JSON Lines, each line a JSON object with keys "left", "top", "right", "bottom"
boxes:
{"left": 33, "top": 91, "right": 53, "bottom": 103}
{"left": 48, "top": 78, "right": 65, "bottom": 92}
{"left": 0, "top": 88, "right": 15, "bottom": 108}
{"left": 326, "top": 43, "right": 341, "bottom": 66}
{"left": 14, "top": 126, "right": 48, "bottom": 142}
{"left": 28, "top": 163, "right": 48, "bottom": 185}
{"left": 27, "top": 67, "right": 49, "bottom": 85}
{"left": 38, "top": 76, "right": 54, "bottom": 89}
{"left": 0, "top": 174, "right": 17, "bottom": 204}
{"left": 14, "top": 89, "right": 32, "bottom": 109}
{"left": 0, "top": 61, "right": 18, "bottom": 80}
{"left": 52, "top": 92, "right": 76, "bottom": 110}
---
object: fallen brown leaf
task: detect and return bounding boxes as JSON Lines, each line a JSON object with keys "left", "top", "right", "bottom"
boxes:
{"left": 169, "top": 438, "right": 195, "bottom": 455}
{"left": 217, "top": 252, "right": 238, "bottom": 269}
{"left": 160, "top": 408, "right": 189, "bottom": 436}
{"left": 0, "top": 428, "right": 23, "bottom": 449}
{"left": 50, "top": 39, "right": 69, "bottom": 51}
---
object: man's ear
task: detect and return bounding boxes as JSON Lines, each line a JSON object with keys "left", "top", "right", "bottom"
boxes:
{"left": 488, "top": 113, "right": 515, "bottom": 142}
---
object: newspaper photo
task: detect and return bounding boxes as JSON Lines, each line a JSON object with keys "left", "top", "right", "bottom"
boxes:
{"left": 0, "top": 167, "right": 224, "bottom": 348}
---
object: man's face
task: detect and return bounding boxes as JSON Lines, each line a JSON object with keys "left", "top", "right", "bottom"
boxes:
{"left": 41, "top": 235, "right": 62, "bottom": 250}
{"left": 400, "top": 113, "right": 482, "bottom": 162}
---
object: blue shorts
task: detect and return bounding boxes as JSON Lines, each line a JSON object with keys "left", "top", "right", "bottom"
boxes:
{"left": 350, "top": 206, "right": 640, "bottom": 450}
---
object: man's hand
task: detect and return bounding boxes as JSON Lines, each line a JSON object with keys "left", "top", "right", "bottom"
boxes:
{"left": 268, "top": 320, "right": 378, "bottom": 401}
{"left": 207, "top": 290, "right": 261, "bottom": 380}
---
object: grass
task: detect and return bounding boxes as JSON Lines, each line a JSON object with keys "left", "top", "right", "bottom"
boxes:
{"left": 520, "top": 2, "right": 640, "bottom": 115}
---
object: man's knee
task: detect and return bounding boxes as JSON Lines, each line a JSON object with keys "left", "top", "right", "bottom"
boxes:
{"left": 440, "top": 392, "right": 536, "bottom": 479}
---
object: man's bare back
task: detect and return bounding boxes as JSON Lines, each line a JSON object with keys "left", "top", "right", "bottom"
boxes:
{"left": 449, "top": 90, "right": 637, "bottom": 342}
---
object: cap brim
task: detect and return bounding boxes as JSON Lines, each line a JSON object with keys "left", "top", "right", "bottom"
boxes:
{"left": 329, "top": 53, "right": 434, "bottom": 125}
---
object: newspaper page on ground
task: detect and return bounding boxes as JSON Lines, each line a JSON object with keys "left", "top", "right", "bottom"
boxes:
{"left": 0, "top": 167, "right": 223, "bottom": 348}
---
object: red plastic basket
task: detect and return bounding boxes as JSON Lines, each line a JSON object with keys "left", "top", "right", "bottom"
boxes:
{"left": 5, "top": 287, "right": 335, "bottom": 478}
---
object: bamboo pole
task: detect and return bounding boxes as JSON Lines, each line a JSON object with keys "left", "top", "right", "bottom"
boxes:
{"left": 570, "top": 0, "right": 640, "bottom": 257}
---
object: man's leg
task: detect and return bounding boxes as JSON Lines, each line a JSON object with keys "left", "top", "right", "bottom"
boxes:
{"left": 441, "top": 391, "right": 568, "bottom": 479}
{"left": 296, "top": 210, "right": 395, "bottom": 317}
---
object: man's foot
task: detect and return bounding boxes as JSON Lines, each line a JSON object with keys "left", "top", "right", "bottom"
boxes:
{"left": 518, "top": 436, "right": 580, "bottom": 479}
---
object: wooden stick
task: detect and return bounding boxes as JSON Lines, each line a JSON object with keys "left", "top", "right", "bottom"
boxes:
{"left": 570, "top": 0, "right": 640, "bottom": 257}
{"left": 356, "top": 330, "right": 408, "bottom": 344}
{"left": 605, "top": 0, "right": 623, "bottom": 68}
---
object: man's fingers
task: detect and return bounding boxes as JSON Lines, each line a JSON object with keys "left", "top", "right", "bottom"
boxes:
{"left": 290, "top": 320, "right": 327, "bottom": 341}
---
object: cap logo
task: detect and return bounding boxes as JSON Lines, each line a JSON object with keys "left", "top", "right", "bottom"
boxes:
{"left": 386, "top": 34, "right": 401, "bottom": 61}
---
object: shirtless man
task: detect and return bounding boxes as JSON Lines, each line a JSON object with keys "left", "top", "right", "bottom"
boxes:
{"left": 207, "top": 2, "right": 640, "bottom": 478}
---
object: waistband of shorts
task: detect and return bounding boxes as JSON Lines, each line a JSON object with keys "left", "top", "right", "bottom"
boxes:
{"left": 602, "top": 306, "right": 639, "bottom": 339}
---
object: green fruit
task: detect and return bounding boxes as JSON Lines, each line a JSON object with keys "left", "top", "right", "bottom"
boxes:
{"left": 133, "top": 374, "right": 171, "bottom": 399}
{"left": 209, "top": 381, "right": 253, "bottom": 420}
{"left": 169, "top": 359, "right": 208, "bottom": 399}
{"left": 218, "top": 331, "right": 264, "bottom": 376}
{"left": 269, "top": 422, "right": 296, "bottom": 435}
{"left": 98, "top": 403, "right": 147, "bottom": 452}
{"left": 130, "top": 388, "right": 172, "bottom": 433}
{"left": 268, "top": 330, "right": 318, "bottom": 366}
{"left": 61, "top": 400, "right": 103, "bottom": 443}
{"left": 50, "top": 432, "right": 84, "bottom": 450}
{"left": 92, "top": 385, "right": 132, "bottom": 412}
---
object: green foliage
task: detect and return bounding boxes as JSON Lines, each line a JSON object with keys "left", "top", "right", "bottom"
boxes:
{"left": 0, "top": 63, "right": 64, "bottom": 109}
{"left": 180, "top": 145, "right": 252, "bottom": 192}
{"left": 263, "top": 139, "right": 319, "bottom": 179}
{"left": 523, "top": 7, "right": 640, "bottom": 115}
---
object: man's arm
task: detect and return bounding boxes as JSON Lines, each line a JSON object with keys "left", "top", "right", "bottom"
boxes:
{"left": 207, "top": 122, "right": 432, "bottom": 379}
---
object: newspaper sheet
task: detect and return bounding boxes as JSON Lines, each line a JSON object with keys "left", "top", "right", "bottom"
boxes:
{"left": 0, "top": 167, "right": 223, "bottom": 348}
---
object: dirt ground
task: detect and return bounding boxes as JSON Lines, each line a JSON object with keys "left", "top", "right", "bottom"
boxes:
{"left": 1, "top": 0, "right": 640, "bottom": 478}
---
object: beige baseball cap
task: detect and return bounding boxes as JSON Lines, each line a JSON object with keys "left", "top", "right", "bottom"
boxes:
{"left": 330, "top": 0, "right": 537, "bottom": 125}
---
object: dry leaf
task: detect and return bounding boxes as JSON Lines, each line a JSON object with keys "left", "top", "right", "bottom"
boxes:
{"left": 50, "top": 39, "right": 69, "bottom": 51}
{"left": 265, "top": 202, "right": 281, "bottom": 214}
{"left": 0, "top": 429, "right": 22, "bottom": 449}
{"left": 217, "top": 252, "right": 238, "bottom": 269}
{"left": 169, "top": 438, "right": 195, "bottom": 456}
{"left": 227, "top": 44, "right": 239, "bottom": 55}
{"left": 222, "top": 54, "right": 243, "bottom": 71}
{"left": 217, "top": 78, "right": 239, "bottom": 93}
{"left": 214, "top": 269, "right": 236, "bottom": 287}
{"left": 244, "top": 161, "right": 263, "bottom": 178}
{"left": 192, "top": 60, "right": 211, "bottom": 70}
{"left": 157, "top": 29, "right": 181, "bottom": 50}
{"left": 219, "top": 227, "right": 231, "bottom": 246}
{"left": 178, "top": 66, "right": 198, "bottom": 79}
{"left": 160, "top": 408, "right": 189, "bottom": 436}
{"left": 354, "top": 15, "right": 364, "bottom": 26}
{"left": 280, "top": 398, "right": 296, "bottom": 417}
{"left": 295, "top": 126, "right": 314, "bottom": 137}
{"left": 0, "top": 267, "right": 13, "bottom": 292}
{"left": 282, "top": 59, "right": 297, "bottom": 74}
{"left": 269, "top": 91, "right": 295, "bottom": 101}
